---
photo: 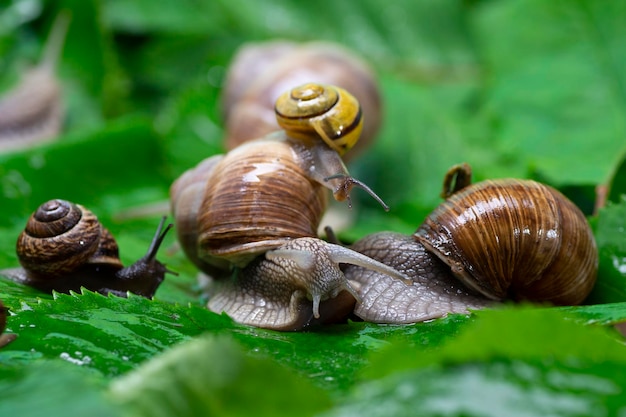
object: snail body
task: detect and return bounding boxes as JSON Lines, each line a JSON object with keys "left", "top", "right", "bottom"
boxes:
{"left": 0, "top": 199, "right": 173, "bottom": 298}
{"left": 345, "top": 164, "right": 599, "bottom": 323}
{"left": 222, "top": 40, "right": 381, "bottom": 158}
{"left": 171, "top": 83, "right": 408, "bottom": 330}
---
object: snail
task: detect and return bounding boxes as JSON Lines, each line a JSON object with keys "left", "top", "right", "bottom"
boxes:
{"left": 0, "top": 12, "right": 69, "bottom": 151}
{"left": 171, "top": 83, "right": 409, "bottom": 330}
{"left": 0, "top": 199, "right": 174, "bottom": 298}
{"left": 221, "top": 40, "right": 381, "bottom": 159}
{"left": 343, "top": 163, "right": 599, "bottom": 323}
{"left": 0, "top": 299, "right": 17, "bottom": 348}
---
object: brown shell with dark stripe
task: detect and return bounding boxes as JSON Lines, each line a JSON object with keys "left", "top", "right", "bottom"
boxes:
{"left": 414, "top": 179, "right": 598, "bottom": 305}
{"left": 274, "top": 83, "right": 362, "bottom": 155}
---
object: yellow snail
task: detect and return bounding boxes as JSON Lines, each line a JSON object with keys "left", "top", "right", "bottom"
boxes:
{"left": 0, "top": 299, "right": 17, "bottom": 348}
{"left": 171, "top": 83, "right": 408, "bottom": 330}
{"left": 0, "top": 199, "right": 174, "bottom": 298}
{"left": 221, "top": 40, "right": 381, "bottom": 159}
{"left": 343, "top": 163, "right": 599, "bottom": 323}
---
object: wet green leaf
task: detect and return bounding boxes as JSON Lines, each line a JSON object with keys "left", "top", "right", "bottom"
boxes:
{"left": 588, "top": 198, "right": 626, "bottom": 303}
{"left": 0, "top": 360, "right": 121, "bottom": 417}
{"left": 110, "top": 336, "right": 332, "bottom": 417}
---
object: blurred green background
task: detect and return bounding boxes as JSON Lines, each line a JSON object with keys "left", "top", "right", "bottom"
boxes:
{"left": 2, "top": 0, "right": 624, "bottom": 232}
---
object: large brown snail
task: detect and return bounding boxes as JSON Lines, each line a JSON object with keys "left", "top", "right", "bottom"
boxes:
{"left": 221, "top": 40, "right": 381, "bottom": 159}
{"left": 0, "top": 299, "right": 17, "bottom": 348}
{"left": 171, "top": 82, "right": 409, "bottom": 330}
{"left": 0, "top": 199, "right": 174, "bottom": 298}
{"left": 344, "top": 163, "right": 599, "bottom": 323}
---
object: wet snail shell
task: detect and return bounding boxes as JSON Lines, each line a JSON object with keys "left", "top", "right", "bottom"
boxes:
{"left": 221, "top": 40, "right": 381, "bottom": 159}
{"left": 274, "top": 83, "right": 362, "bottom": 155}
{"left": 0, "top": 299, "right": 17, "bottom": 348}
{"left": 345, "top": 164, "right": 599, "bottom": 324}
{"left": 0, "top": 199, "right": 174, "bottom": 298}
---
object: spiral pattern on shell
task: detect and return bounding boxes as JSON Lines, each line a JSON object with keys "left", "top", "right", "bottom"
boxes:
{"left": 16, "top": 199, "right": 122, "bottom": 278}
{"left": 274, "top": 83, "right": 362, "bottom": 155}
{"left": 414, "top": 179, "right": 598, "bottom": 305}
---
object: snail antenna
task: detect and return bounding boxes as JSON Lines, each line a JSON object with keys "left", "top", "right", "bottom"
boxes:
{"left": 324, "top": 173, "right": 390, "bottom": 211}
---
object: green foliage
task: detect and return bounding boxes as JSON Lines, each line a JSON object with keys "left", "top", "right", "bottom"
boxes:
{"left": 1, "top": 0, "right": 626, "bottom": 416}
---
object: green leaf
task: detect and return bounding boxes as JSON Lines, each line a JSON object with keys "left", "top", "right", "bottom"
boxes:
{"left": 335, "top": 307, "right": 626, "bottom": 417}
{"left": 110, "top": 335, "right": 332, "bottom": 417}
{"left": 0, "top": 360, "right": 121, "bottom": 417}
{"left": 470, "top": 0, "right": 626, "bottom": 185}
{"left": 587, "top": 198, "right": 626, "bottom": 303}
{"left": 0, "top": 116, "right": 168, "bottom": 225}
{"left": 324, "top": 361, "right": 626, "bottom": 417}
{"left": 363, "top": 306, "right": 626, "bottom": 381}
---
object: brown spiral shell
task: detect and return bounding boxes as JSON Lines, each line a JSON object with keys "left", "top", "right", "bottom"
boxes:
{"left": 16, "top": 199, "right": 122, "bottom": 278}
{"left": 171, "top": 138, "right": 327, "bottom": 269}
{"left": 414, "top": 179, "right": 598, "bottom": 305}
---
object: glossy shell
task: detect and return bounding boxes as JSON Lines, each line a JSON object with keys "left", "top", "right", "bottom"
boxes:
{"left": 171, "top": 138, "right": 328, "bottom": 269}
{"left": 221, "top": 40, "right": 381, "bottom": 158}
{"left": 414, "top": 179, "right": 598, "bottom": 305}
{"left": 275, "top": 83, "right": 362, "bottom": 155}
{"left": 16, "top": 199, "right": 122, "bottom": 278}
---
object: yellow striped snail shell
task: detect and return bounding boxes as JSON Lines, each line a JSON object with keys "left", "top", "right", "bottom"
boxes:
{"left": 274, "top": 83, "right": 362, "bottom": 155}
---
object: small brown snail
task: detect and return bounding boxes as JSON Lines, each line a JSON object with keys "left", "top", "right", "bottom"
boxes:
{"left": 0, "top": 199, "right": 174, "bottom": 298}
{"left": 0, "top": 299, "right": 17, "bottom": 348}
{"left": 221, "top": 40, "right": 381, "bottom": 158}
{"left": 171, "top": 83, "right": 408, "bottom": 330}
{"left": 344, "top": 163, "right": 599, "bottom": 323}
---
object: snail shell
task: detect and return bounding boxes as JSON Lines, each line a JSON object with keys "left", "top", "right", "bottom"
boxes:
{"left": 275, "top": 83, "right": 362, "bottom": 155}
{"left": 415, "top": 179, "right": 598, "bottom": 305}
{"left": 345, "top": 164, "right": 598, "bottom": 323}
{"left": 221, "top": 40, "right": 381, "bottom": 158}
{"left": 16, "top": 199, "right": 122, "bottom": 278}
{"left": 1, "top": 199, "right": 173, "bottom": 298}
{"left": 171, "top": 138, "right": 327, "bottom": 271}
